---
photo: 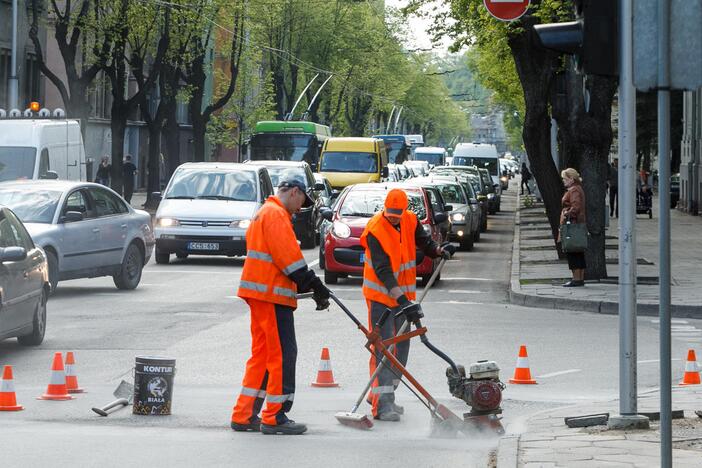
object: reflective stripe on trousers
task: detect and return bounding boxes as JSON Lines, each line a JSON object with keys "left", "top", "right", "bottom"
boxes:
{"left": 240, "top": 386, "right": 267, "bottom": 398}
{"left": 266, "top": 393, "right": 294, "bottom": 403}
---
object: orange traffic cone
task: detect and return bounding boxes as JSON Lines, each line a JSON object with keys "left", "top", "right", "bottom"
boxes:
{"left": 0, "top": 365, "right": 24, "bottom": 411}
{"left": 509, "top": 345, "right": 537, "bottom": 384}
{"left": 64, "top": 352, "right": 85, "bottom": 393}
{"left": 37, "top": 352, "right": 75, "bottom": 400}
{"left": 311, "top": 347, "right": 339, "bottom": 387}
{"left": 679, "top": 349, "right": 701, "bottom": 386}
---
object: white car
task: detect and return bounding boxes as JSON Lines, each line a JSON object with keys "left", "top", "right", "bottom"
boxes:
{"left": 153, "top": 163, "right": 273, "bottom": 264}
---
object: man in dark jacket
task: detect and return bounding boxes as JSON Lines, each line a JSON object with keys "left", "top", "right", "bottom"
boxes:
{"left": 608, "top": 159, "right": 618, "bottom": 218}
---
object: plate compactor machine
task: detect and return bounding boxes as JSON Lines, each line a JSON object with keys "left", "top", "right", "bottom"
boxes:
{"left": 300, "top": 259, "right": 506, "bottom": 436}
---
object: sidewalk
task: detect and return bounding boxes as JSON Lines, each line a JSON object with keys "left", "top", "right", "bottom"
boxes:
{"left": 497, "top": 386, "right": 702, "bottom": 467}
{"left": 509, "top": 194, "right": 702, "bottom": 317}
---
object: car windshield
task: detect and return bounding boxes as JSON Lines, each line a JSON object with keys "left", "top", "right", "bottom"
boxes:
{"left": 339, "top": 189, "right": 426, "bottom": 220}
{"left": 165, "top": 169, "right": 258, "bottom": 201}
{"left": 436, "top": 183, "right": 466, "bottom": 204}
{"left": 0, "top": 188, "right": 62, "bottom": 223}
{"left": 249, "top": 134, "right": 315, "bottom": 163}
{"left": 320, "top": 152, "right": 378, "bottom": 173}
{"left": 265, "top": 166, "right": 307, "bottom": 188}
{"left": 454, "top": 156, "right": 498, "bottom": 174}
{"left": 0, "top": 147, "right": 37, "bottom": 182}
{"left": 384, "top": 141, "right": 410, "bottom": 164}
{"left": 415, "top": 152, "right": 443, "bottom": 166}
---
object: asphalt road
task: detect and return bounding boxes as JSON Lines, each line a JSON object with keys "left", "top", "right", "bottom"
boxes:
{"left": 1, "top": 181, "right": 700, "bottom": 467}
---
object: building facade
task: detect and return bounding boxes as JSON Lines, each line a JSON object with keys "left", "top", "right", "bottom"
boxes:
{"left": 680, "top": 90, "right": 701, "bottom": 215}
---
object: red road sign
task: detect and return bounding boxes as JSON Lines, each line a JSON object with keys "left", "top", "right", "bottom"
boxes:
{"left": 483, "top": 0, "right": 530, "bottom": 22}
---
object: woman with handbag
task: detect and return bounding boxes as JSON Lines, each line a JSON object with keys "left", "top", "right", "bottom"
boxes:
{"left": 559, "top": 168, "right": 587, "bottom": 287}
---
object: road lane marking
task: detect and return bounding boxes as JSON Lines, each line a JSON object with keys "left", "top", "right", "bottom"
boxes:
{"left": 651, "top": 319, "right": 688, "bottom": 324}
{"left": 638, "top": 359, "right": 681, "bottom": 364}
{"left": 447, "top": 290, "right": 480, "bottom": 294}
{"left": 441, "top": 277, "right": 493, "bottom": 281}
{"left": 536, "top": 369, "right": 581, "bottom": 379}
{"left": 308, "top": 259, "right": 319, "bottom": 268}
{"left": 433, "top": 301, "right": 481, "bottom": 305}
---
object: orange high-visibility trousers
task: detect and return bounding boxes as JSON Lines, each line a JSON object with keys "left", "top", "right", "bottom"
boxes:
{"left": 367, "top": 299, "right": 410, "bottom": 417}
{"left": 232, "top": 298, "right": 297, "bottom": 426}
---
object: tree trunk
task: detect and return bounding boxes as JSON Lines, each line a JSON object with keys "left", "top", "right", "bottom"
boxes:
{"left": 110, "top": 112, "right": 127, "bottom": 195}
{"left": 508, "top": 18, "right": 564, "bottom": 245}
{"left": 163, "top": 103, "right": 181, "bottom": 177}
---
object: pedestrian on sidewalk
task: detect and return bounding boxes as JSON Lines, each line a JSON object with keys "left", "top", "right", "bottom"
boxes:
{"left": 559, "top": 168, "right": 587, "bottom": 287}
{"left": 520, "top": 163, "right": 532, "bottom": 195}
{"left": 359, "top": 188, "right": 454, "bottom": 422}
{"left": 608, "top": 159, "right": 618, "bottom": 217}
{"left": 95, "top": 156, "right": 111, "bottom": 186}
{"left": 122, "top": 155, "right": 138, "bottom": 204}
{"left": 231, "top": 178, "right": 330, "bottom": 436}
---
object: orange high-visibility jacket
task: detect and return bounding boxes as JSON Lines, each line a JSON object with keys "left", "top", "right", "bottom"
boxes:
{"left": 360, "top": 211, "right": 418, "bottom": 308}
{"left": 237, "top": 196, "right": 307, "bottom": 307}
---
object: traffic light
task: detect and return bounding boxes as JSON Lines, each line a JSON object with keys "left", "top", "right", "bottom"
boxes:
{"left": 534, "top": 1, "right": 618, "bottom": 76}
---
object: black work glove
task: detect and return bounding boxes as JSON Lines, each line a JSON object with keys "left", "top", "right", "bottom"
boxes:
{"left": 441, "top": 243, "right": 456, "bottom": 260}
{"left": 310, "top": 275, "right": 331, "bottom": 310}
{"left": 400, "top": 301, "right": 424, "bottom": 323}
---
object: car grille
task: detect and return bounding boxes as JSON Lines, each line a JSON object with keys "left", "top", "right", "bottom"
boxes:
{"left": 175, "top": 235, "right": 234, "bottom": 241}
{"left": 179, "top": 220, "right": 232, "bottom": 228}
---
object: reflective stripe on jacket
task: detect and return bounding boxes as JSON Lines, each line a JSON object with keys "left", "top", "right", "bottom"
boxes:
{"left": 360, "top": 211, "right": 418, "bottom": 308}
{"left": 237, "top": 196, "right": 304, "bottom": 307}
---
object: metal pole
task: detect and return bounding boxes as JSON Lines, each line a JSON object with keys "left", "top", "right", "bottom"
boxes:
{"left": 657, "top": 0, "right": 672, "bottom": 466}
{"left": 9, "top": 0, "right": 20, "bottom": 109}
{"left": 609, "top": 0, "right": 648, "bottom": 430}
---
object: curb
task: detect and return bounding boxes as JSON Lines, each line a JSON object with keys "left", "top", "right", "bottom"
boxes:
{"left": 509, "top": 194, "right": 702, "bottom": 318}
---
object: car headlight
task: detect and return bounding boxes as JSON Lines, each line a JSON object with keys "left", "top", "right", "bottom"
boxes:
{"left": 451, "top": 213, "right": 465, "bottom": 223}
{"left": 157, "top": 217, "right": 180, "bottom": 227}
{"left": 332, "top": 221, "right": 351, "bottom": 239}
{"left": 487, "top": 193, "right": 495, "bottom": 200}
{"left": 500, "top": 176, "right": 508, "bottom": 182}
{"left": 230, "top": 219, "right": 251, "bottom": 229}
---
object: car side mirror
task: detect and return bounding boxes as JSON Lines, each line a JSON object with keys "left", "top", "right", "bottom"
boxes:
{"left": 443, "top": 205, "right": 453, "bottom": 212}
{"left": 313, "top": 182, "right": 325, "bottom": 191}
{"left": 41, "top": 170, "right": 59, "bottom": 180}
{"left": 0, "top": 246, "right": 27, "bottom": 263}
{"left": 493, "top": 183, "right": 499, "bottom": 189}
{"left": 381, "top": 167, "right": 389, "bottom": 178}
{"left": 330, "top": 189, "right": 340, "bottom": 200}
{"left": 320, "top": 208, "right": 334, "bottom": 221}
{"left": 152, "top": 192, "right": 162, "bottom": 201}
{"left": 62, "top": 211, "right": 85, "bottom": 223}
{"left": 469, "top": 198, "right": 479, "bottom": 205}
{"left": 434, "top": 212, "right": 448, "bottom": 224}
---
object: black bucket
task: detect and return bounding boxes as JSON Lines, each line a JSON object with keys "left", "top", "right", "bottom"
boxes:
{"left": 133, "top": 356, "right": 176, "bottom": 416}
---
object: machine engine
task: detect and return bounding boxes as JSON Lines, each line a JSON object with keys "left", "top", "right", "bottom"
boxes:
{"left": 446, "top": 360, "right": 504, "bottom": 414}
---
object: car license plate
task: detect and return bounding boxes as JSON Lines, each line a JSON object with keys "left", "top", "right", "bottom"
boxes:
{"left": 188, "top": 242, "right": 219, "bottom": 251}
{"left": 360, "top": 253, "right": 365, "bottom": 263}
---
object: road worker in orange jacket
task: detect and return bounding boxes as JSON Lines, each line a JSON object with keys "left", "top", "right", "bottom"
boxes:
{"left": 360, "top": 188, "right": 455, "bottom": 421}
{"left": 231, "top": 178, "right": 330, "bottom": 435}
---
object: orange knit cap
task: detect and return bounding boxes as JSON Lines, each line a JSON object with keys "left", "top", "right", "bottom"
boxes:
{"left": 384, "top": 189, "right": 408, "bottom": 218}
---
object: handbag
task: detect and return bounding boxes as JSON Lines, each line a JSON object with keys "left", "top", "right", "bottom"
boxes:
{"left": 559, "top": 221, "right": 588, "bottom": 253}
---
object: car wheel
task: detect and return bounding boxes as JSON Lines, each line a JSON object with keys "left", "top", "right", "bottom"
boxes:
{"left": 46, "top": 250, "right": 59, "bottom": 294}
{"left": 497, "top": 201, "right": 501, "bottom": 212}
{"left": 473, "top": 227, "right": 481, "bottom": 242}
{"left": 324, "top": 269, "right": 338, "bottom": 284}
{"left": 318, "top": 244, "right": 326, "bottom": 270}
{"left": 18, "top": 289, "right": 47, "bottom": 346}
{"left": 155, "top": 250, "right": 170, "bottom": 264}
{"left": 175, "top": 252, "right": 188, "bottom": 259}
{"left": 113, "top": 243, "right": 144, "bottom": 290}
{"left": 481, "top": 216, "right": 488, "bottom": 232}
{"left": 460, "top": 234, "right": 474, "bottom": 251}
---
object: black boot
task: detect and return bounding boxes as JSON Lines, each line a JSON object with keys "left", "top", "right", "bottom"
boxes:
{"left": 231, "top": 416, "right": 261, "bottom": 432}
{"left": 261, "top": 419, "right": 307, "bottom": 435}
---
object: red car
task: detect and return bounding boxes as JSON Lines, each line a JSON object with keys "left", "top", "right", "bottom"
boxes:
{"left": 319, "top": 183, "right": 448, "bottom": 285}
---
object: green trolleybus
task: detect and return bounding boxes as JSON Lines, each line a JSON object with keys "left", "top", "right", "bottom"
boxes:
{"left": 248, "top": 121, "right": 332, "bottom": 171}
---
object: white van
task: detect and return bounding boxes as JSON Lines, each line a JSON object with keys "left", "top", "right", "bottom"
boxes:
{"left": 414, "top": 146, "right": 447, "bottom": 168}
{"left": 452, "top": 143, "right": 501, "bottom": 187}
{"left": 0, "top": 119, "right": 87, "bottom": 182}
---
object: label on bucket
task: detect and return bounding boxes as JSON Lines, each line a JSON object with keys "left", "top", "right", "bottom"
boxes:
{"left": 133, "top": 356, "right": 175, "bottom": 416}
